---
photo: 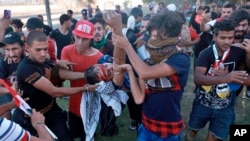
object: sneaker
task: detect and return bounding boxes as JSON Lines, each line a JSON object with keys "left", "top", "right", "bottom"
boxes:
{"left": 129, "top": 120, "right": 138, "bottom": 130}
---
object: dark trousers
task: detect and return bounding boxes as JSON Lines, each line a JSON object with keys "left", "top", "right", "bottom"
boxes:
{"left": 127, "top": 92, "right": 142, "bottom": 123}
{"left": 68, "top": 111, "right": 86, "bottom": 141}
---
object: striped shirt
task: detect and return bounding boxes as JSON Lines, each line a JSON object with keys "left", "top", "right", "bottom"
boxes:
{"left": 0, "top": 118, "right": 31, "bottom": 141}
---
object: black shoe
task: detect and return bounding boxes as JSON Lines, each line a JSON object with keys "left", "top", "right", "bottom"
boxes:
{"left": 129, "top": 120, "right": 141, "bottom": 131}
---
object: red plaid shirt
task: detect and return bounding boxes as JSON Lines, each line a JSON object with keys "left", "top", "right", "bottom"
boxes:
{"left": 142, "top": 113, "right": 185, "bottom": 138}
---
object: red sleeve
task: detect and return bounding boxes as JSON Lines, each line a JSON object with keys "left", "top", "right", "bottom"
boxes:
{"left": 189, "top": 27, "right": 199, "bottom": 41}
{"left": 47, "top": 38, "right": 56, "bottom": 63}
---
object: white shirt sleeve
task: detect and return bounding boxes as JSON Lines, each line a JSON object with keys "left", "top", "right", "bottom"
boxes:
{"left": 127, "top": 16, "right": 135, "bottom": 30}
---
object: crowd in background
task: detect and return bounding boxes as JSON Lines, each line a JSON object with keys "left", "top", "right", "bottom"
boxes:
{"left": 1, "top": 0, "right": 250, "bottom": 141}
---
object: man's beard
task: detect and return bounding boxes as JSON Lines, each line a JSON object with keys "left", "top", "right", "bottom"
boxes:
{"left": 234, "top": 31, "right": 246, "bottom": 39}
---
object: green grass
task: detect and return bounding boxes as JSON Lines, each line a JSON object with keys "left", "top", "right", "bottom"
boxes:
{"left": 57, "top": 53, "right": 250, "bottom": 141}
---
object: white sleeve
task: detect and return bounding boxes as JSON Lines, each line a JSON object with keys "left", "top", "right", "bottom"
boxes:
{"left": 127, "top": 16, "right": 135, "bottom": 30}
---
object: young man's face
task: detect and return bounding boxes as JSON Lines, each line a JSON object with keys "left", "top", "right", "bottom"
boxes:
{"left": 28, "top": 40, "right": 48, "bottom": 64}
{"left": 93, "top": 22, "right": 105, "bottom": 42}
{"left": 213, "top": 30, "right": 234, "bottom": 52}
{"left": 221, "top": 7, "right": 233, "bottom": 19}
{"left": 4, "top": 43, "right": 23, "bottom": 63}
{"left": 234, "top": 19, "right": 249, "bottom": 39}
{"left": 93, "top": 63, "right": 113, "bottom": 82}
{"left": 139, "top": 20, "right": 149, "bottom": 34}
{"left": 74, "top": 35, "right": 91, "bottom": 52}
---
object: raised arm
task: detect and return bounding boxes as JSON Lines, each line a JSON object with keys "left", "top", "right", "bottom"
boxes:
{"left": 103, "top": 10, "right": 126, "bottom": 86}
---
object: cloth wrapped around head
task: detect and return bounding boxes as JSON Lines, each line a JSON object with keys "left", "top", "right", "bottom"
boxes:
{"left": 145, "top": 37, "right": 179, "bottom": 64}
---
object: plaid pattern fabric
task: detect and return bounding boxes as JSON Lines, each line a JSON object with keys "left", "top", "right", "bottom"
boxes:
{"left": 142, "top": 113, "right": 184, "bottom": 138}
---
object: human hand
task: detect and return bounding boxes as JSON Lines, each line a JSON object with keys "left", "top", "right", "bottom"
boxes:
{"left": 113, "top": 63, "right": 131, "bottom": 74}
{"left": 241, "top": 39, "right": 250, "bottom": 54}
{"left": 112, "top": 33, "right": 131, "bottom": 49}
{"left": 84, "top": 84, "right": 97, "bottom": 92}
{"left": 31, "top": 109, "right": 45, "bottom": 129}
{"left": 103, "top": 10, "right": 122, "bottom": 30}
{"left": 0, "top": 18, "right": 10, "bottom": 31}
{"left": 224, "top": 71, "right": 248, "bottom": 84}
{"left": 56, "top": 60, "right": 77, "bottom": 70}
{"left": 134, "top": 38, "right": 146, "bottom": 48}
{"left": 214, "top": 65, "right": 228, "bottom": 76}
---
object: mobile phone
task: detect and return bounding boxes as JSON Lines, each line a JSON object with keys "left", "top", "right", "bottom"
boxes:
{"left": 3, "top": 9, "right": 11, "bottom": 19}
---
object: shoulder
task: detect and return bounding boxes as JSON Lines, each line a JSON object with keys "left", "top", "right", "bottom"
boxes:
{"left": 62, "top": 44, "right": 74, "bottom": 51}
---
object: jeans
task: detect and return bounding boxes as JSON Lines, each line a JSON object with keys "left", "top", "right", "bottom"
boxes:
{"left": 188, "top": 99, "right": 234, "bottom": 140}
{"left": 137, "top": 124, "right": 182, "bottom": 141}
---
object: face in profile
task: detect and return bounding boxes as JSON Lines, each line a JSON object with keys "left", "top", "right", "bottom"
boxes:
{"left": 93, "top": 63, "right": 113, "bottom": 82}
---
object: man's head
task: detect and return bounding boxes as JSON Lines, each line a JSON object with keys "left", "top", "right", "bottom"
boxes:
{"left": 0, "top": 32, "right": 24, "bottom": 63}
{"left": 230, "top": 9, "right": 250, "bottom": 39}
{"left": 37, "top": 15, "right": 44, "bottom": 22}
{"left": 221, "top": 2, "right": 235, "bottom": 19}
{"left": 158, "top": 2, "right": 165, "bottom": 10}
{"left": 85, "top": 55, "right": 114, "bottom": 84}
{"left": 59, "top": 14, "right": 71, "bottom": 27}
{"left": 11, "top": 19, "right": 24, "bottom": 33}
{"left": 115, "top": 5, "right": 121, "bottom": 13}
{"left": 81, "top": 9, "right": 88, "bottom": 20}
{"left": 89, "top": 18, "right": 106, "bottom": 42}
{"left": 213, "top": 19, "right": 235, "bottom": 51}
{"left": 26, "top": 31, "right": 48, "bottom": 64}
{"left": 147, "top": 11, "right": 183, "bottom": 39}
{"left": 26, "top": 17, "right": 44, "bottom": 32}
{"left": 139, "top": 15, "right": 150, "bottom": 34}
{"left": 67, "top": 9, "right": 74, "bottom": 19}
{"left": 130, "top": 7, "right": 143, "bottom": 23}
{"left": 72, "top": 20, "right": 95, "bottom": 52}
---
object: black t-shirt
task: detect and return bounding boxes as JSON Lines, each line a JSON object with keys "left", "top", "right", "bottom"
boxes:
{"left": 70, "top": 18, "right": 78, "bottom": 30}
{"left": 43, "top": 24, "right": 52, "bottom": 36}
{"left": 0, "top": 58, "right": 19, "bottom": 84}
{"left": 17, "top": 57, "right": 55, "bottom": 110}
{"left": 197, "top": 45, "right": 246, "bottom": 74}
{"left": 49, "top": 28, "right": 72, "bottom": 59}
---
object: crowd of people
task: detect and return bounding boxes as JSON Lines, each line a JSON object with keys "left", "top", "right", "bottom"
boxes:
{"left": 1, "top": 0, "right": 250, "bottom": 141}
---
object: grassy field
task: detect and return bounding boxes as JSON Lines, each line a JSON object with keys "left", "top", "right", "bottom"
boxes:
{"left": 57, "top": 55, "right": 250, "bottom": 141}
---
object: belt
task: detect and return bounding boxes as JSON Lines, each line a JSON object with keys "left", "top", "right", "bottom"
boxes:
{"left": 39, "top": 100, "right": 53, "bottom": 114}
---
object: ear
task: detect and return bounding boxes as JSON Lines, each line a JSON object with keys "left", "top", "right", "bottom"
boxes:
{"left": 24, "top": 43, "right": 30, "bottom": 53}
{"left": 213, "top": 34, "right": 216, "bottom": 42}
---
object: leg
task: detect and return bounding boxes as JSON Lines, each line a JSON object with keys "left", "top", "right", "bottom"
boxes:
{"left": 205, "top": 131, "right": 217, "bottom": 141}
{"left": 127, "top": 91, "right": 142, "bottom": 130}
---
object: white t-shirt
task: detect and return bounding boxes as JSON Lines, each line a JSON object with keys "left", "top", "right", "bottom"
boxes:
{"left": 0, "top": 118, "right": 31, "bottom": 141}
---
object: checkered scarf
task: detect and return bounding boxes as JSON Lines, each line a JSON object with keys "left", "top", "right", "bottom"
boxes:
{"left": 145, "top": 37, "right": 179, "bottom": 64}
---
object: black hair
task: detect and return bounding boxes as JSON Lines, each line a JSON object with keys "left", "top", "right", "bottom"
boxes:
{"left": 59, "top": 14, "right": 71, "bottom": 25}
{"left": 37, "top": 14, "right": 43, "bottom": 21}
{"left": 130, "top": 7, "right": 143, "bottom": 18}
{"left": 27, "top": 31, "right": 47, "bottom": 46}
{"left": 67, "top": 9, "right": 73, "bottom": 14}
{"left": 11, "top": 19, "right": 24, "bottom": 28}
{"left": 213, "top": 19, "right": 235, "bottom": 36}
{"left": 147, "top": 11, "right": 183, "bottom": 38}
{"left": 223, "top": 2, "right": 235, "bottom": 10}
{"left": 85, "top": 66, "right": 99, "bottom": 84}
{"left": 230, "top": 9, "right": 250, "bottom": 25}
{"left": 121, "top": 12, "right": 128, "bottom": 25}
{"left": 142, "top": 14, "right": 151, "bottom": 21}
{"left": 89, "top": 18, "right": 106, "bottom": 28}
{"left": 94, "top": 13, "right": 103, "bottom": 19}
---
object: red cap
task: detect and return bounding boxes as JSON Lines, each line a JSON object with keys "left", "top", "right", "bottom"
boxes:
{"left": 73, "top": 20, "right": 94, "bottom": 39}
